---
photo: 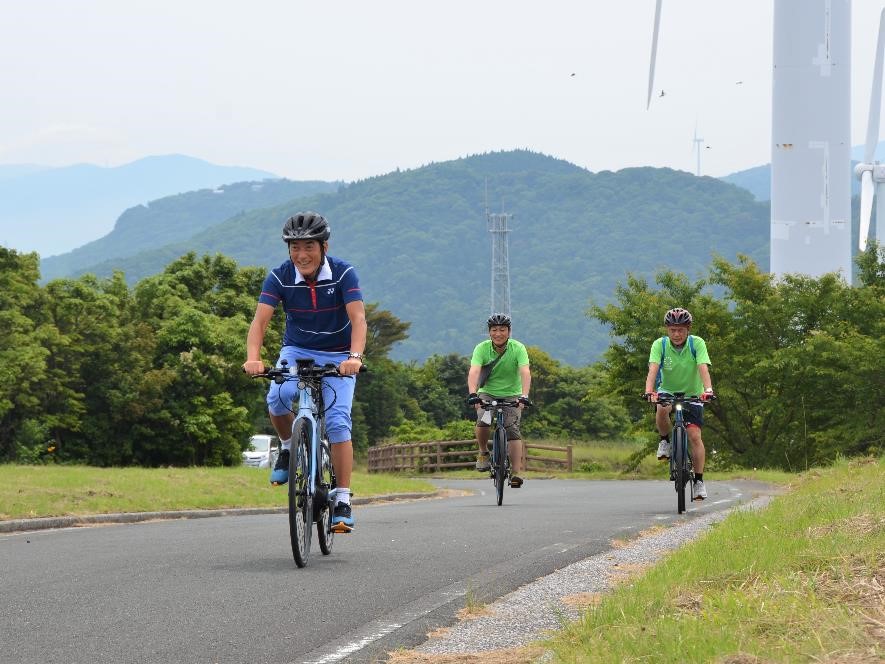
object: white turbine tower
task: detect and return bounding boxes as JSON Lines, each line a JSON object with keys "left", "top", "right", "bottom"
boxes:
{"left": 647, "top": 0, "right": 853, "bottom": 283}
{"left": 692, "top": 123, "right": 705, "bottom": 177}
{"left": 855, "top": 8, "right": 885, "bottom": 252}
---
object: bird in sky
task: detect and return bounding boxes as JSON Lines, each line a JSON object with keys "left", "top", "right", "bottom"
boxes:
{"left": 570, "top": 72, "right": 575, "bottom": 77}
{"left": 736, "top": 81, "right": 743, "bottom": 85}
{"left": 659, "top": 90, "right": 665, "bottom": 97}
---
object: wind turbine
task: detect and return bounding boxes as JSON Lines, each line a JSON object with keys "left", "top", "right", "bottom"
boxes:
{"left": 647, "top": 0, "right": 853, "bottom": 283}
{"left": 855, "top": 8, "right": 885, "bottom": 252}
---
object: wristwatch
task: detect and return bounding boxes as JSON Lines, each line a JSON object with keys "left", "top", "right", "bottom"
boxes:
{"left": 348, "top": 352, "right": 364, "bottom": 362}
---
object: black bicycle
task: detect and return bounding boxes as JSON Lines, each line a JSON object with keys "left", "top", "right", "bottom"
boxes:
{"left": 254, "top": 359, "right": 364, "bottom": 567}
{"left": 651, "top": 391, "right": 710, "bottom": 514}
{"left": 477, "top": 398, "right": 529, "bottom": 506}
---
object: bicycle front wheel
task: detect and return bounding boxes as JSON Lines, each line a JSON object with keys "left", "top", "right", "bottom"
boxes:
{"left": 289, "top": 418, "right": 313, "bottom": 567}
{"left": 673, "top": 425, "right": 687, "bottom": 514}
{"left": 316, "top": 440, "right": 335, "bottom": 556}
{"left": 493, "top": 427, "right": 507, "bottom": 506}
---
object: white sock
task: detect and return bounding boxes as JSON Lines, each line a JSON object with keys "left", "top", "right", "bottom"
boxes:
{"left": 280, "top": 438, "right": 292, "bottom": 451}
{"left": 336, "top": 488, "right": 351, "bottom": 506}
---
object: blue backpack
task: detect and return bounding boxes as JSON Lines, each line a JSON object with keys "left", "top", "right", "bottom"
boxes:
{"left": 655, "top": 335, "right": 696, "bottom": 390}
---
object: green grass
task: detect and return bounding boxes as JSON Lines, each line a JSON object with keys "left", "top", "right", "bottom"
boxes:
{"left": 545, "top": 456, "right": 884, "bottom": 663}
{"left": 0, "top": 464, "right": 436, "bottom": 520}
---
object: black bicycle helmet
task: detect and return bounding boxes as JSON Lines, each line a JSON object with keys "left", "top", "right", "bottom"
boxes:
{"left": 487, "top": 313, "right": 512, "bottom": 328}
{"left": 281, "top": 211, "right": 331, "bottom": 242}
{"left": 664, "top": 307, "right": 693, "bottom": 326}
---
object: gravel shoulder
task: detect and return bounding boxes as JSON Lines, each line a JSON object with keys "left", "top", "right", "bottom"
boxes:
{"left": 393, "top": 494, "right": 774, "bottom": 662}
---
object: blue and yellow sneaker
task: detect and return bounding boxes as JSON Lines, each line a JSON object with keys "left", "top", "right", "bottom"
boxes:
{"left": 270, "top": 448, "right": 289, "bottom": 485}
{"left": 331, "top": 502, "right": 354, "bottom": 533}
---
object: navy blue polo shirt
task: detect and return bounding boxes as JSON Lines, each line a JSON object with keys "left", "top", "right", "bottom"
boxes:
{"left": 258, "top": 255, "right": 363, "bottom": 352}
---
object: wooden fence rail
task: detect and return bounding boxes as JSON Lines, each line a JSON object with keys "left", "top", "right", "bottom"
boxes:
{"left": 367, "top": 439, "right": 573, "bottom": 473}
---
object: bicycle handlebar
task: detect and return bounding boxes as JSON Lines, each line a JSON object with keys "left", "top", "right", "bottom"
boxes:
{"left": 643, "top": 391, "right": 714, "bottom": 406}
{"left": 478, "top": 397, "right": 531, "bottom": 409}
{"left": 250, "top": 360, "right": 367, "bottom": 382}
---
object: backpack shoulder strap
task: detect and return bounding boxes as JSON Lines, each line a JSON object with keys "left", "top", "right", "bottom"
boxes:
{"left": 655, "top": 336, "right": 667, "bottom": 389}
{"left": 688, "top": 335, "right": 696, "bottom": 359}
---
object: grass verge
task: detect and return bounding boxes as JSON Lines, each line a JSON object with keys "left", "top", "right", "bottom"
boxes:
{"left": 0, "top": 464, "right": 436, "bottom": 520}
{"left": 545, "top": 456, "right": 884, "bottom": 663}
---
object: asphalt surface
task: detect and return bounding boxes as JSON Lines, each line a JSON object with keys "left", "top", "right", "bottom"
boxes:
{"left": 0, "top": 478, "right": 770, "bottom": 664}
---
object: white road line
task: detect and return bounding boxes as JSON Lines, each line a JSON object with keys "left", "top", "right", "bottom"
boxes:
{"left": 306, "top": 624, "right": 403, "bottom": 664}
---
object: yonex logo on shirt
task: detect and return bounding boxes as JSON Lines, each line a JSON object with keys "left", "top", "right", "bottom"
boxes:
{"left": 326, "top": 288, "right": 335, "bottom": 295}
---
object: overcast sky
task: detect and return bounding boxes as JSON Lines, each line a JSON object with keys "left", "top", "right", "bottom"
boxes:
{"left": 1, "top": 1, "right": 883, "bottom": 182}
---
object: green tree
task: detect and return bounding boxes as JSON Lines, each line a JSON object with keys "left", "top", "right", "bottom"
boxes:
{"left": 0, "top": 248, "right": 50, "bottom": 461}
{"left": 592, "top": 253, "right": 884, "bottom": 469}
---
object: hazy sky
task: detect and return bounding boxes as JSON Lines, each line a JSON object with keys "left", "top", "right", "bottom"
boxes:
{"left": 1, "top": 1, "right": 883, "bottom": 182}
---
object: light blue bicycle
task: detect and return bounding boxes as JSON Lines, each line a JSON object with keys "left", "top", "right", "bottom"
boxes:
{"left": 255, "top": 358, "right": 363, "bottom": 567}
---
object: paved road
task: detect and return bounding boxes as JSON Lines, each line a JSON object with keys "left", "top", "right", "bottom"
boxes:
{"left": 1, "top": 478, "right": 768, "bottom": 664}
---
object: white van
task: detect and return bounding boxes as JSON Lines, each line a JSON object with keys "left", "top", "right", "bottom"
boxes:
{"left": 242, "top": 434, "right": 279, "bottom": 469}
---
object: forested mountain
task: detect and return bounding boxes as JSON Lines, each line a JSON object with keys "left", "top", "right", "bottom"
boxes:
{"left": 40, "top": 178, "right": 339, "bottom": 281}
{"left": 54, "top": 150, "right": 769, "bottom": 365}
{"left": 0, "top": 155, "right": 279, "bottom": 258}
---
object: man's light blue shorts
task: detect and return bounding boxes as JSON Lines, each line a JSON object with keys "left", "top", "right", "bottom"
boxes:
{"left": 266, "top": 346, "right": 357, "bottom": 444}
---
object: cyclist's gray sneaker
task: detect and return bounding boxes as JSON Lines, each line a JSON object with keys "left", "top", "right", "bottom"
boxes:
{"left": 475, "top": 453, "right": 490, "bottom": 471}
{"left": 693, "top": 479, "right": 708, "bottom": 500}
{"left": 656, "top": 439, "right": 671, "bottom": 460}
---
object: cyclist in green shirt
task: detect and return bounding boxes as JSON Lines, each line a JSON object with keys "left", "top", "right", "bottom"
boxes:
{"left": 466, "top": 313, "right": 532, "bottom": 488}
{"left": 644, "top": 307, "right": 715, "bottom": 500}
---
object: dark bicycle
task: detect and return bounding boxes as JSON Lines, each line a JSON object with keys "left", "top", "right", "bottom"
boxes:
{"left": 650, "top": 391, "right": 712, "bottom": 514}
{"left": 254, "top": 359, "right": 364, "bottom": 567}
{"left": 477, "top": 398, "right": 529, "bottom": 506}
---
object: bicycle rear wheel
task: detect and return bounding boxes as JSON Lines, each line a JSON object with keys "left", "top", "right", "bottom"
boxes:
{"left": 493, "top": 427, "right": 507, "bottom": 506}
{"left": 673, "top": 425, "right": 687, "bottom": 514}
{"left": 316, "top": 440, "right": 335, "bottom": 555}
{"left": 289, "top": 418, "right": 313, "bottom": 567}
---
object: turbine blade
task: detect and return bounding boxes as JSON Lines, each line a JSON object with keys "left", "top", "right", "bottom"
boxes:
{"left": 860, "top": 170, "right": 874, "bottom": 251}
{"left": 864, "top": 8, "right": 885, "bottom": 164}
{"left": 647, "top": 0, "right": 662, "bottom": 110}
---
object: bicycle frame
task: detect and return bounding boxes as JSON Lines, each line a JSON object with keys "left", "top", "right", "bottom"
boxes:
{"left": 656, "top": 391, "right": 701, "bottom": 514}
{"left": 480, "top": 399, "right": 520, "bottom": 506}
{"left": 292, "top": 367, "right": 323, "bottom": 500}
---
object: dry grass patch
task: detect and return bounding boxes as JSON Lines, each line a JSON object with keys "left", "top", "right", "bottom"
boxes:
{"left": 424, "top": 626, "right": 452, "bottom": 640}
{"left": 611, "top": 524, "right": 667, "bottom": 549}
{"left": 608, "top": 562, "right": 650, "bottom": 583}
{"left": 561, "top": 592, "right": 603, "bottom": 609}
{"left": 673, "top": 591, "right": 704, "bottom": 614}
{"left": 456, "top": 605, "right": 493, "bottom": 620}
{"left": 715, "top": 655, "right": 765, "bottom": 664}
{"left": 386, "top": 646, "right": 544, "bottom": 664}
{"left": 807, "top": 513, "right": 885, "bottom": 539}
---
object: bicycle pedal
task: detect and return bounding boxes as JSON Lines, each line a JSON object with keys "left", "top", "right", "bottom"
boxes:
{"left": 330, "top": 523, "right": 353, "bottom": 534}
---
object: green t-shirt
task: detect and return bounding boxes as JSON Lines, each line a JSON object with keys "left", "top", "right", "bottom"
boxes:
{"left": 470, "top": 338, "right": 530, "bottom": 397}
{"left": 648, "top": 335, "right": 711, "bottom": 397}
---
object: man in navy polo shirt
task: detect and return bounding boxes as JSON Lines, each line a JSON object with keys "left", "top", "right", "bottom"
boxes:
{"left": 243, "top": 211, "right": 366, "bottom": 533}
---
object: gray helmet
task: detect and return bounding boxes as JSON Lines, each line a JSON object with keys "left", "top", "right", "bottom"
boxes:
{"left": 487, "top": 313, "right": 511, "bottom": 328}
{"left": 664, "top": 307, "right": 693, "bottom": 326}
{"left": 282, "top": 212, "right": 330, "bottom": 243}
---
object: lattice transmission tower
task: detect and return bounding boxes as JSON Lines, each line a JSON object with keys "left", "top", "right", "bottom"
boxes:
{"left": 487, "top": 212, "right": 512, "bottom": 316}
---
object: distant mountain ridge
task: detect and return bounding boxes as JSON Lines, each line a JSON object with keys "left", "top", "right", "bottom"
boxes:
{"left": 40, "top": 178, "right": 340, "bottom": 281}
{"left": 52, "top": 149, "right": 773, "bottom": 364}
{"left": 719, "top": 141, "right": 884, "bottom": 201}
{"left": 0, "top": 154, "right": 279, "bottom": 257}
